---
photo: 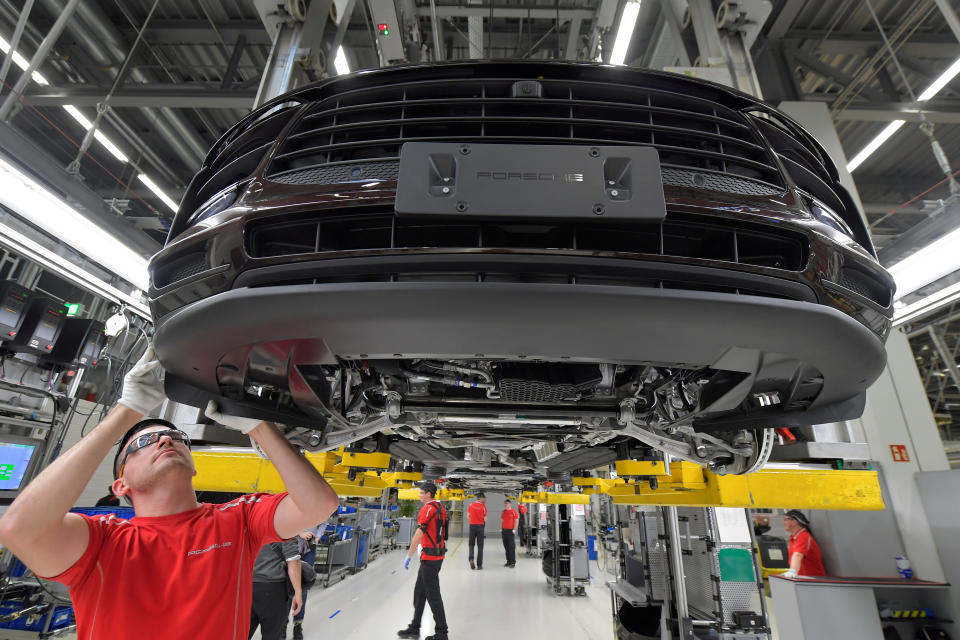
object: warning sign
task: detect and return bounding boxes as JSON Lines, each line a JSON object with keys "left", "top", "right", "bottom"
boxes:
{"left": 890, "top": 445, "right": 910, "bottom": 462}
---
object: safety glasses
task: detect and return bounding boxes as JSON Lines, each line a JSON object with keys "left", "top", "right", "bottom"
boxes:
{"left": 117, "top": 429, "right": 191, "bottom": 477}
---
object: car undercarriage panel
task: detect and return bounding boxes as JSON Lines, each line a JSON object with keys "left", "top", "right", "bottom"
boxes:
{"left": 151, "top": 62, "right": 895, "bottom": 485}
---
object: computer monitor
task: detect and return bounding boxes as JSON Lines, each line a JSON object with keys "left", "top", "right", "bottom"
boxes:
{"left": 0, "top": 435, "right": 45, "bottom": 502}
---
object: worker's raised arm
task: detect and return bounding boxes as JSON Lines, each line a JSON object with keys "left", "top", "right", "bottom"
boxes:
{"left": 0, "top": 348, "right": 165, "bottom": 577}
{"left": 204, "top": 402, "right": 339, "bottom": 539}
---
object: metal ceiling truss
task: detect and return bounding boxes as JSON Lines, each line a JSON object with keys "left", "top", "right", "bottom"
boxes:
{"left": 907, "top": 314, "right": 960, "bottom": 443}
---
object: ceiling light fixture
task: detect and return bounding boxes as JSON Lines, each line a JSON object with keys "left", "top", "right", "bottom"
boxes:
{"left": 892, "top": 279, "right": 960, "bottom": 327}
{"left": 0, "top": 219, "right": 149, "bottom": 318}
{"left": 848, "top": 55, "right": 960, "bottom": 172}
{"left": 846, "top": 120, "right": 905, "bottom": 173}
{"left": 609, "top": 1, "right": 642, "bottom": 66}
{"left": 137, "top": 174, "right": 179, "bottom": 213}
{"left": 2, "top": 33, "right": 180, "bottom": 216}
{"left": 334, "top": 46, "right": 351, "bottom": 75}
{"left": 917, "top": 56, "right": 960, "bottom": 101}
{"left": 887, "top": 224, "right": 960, "bottom": 299}
{"left": 0, "top": 153, "right": 149, "bottom": 290}
{"left": 0, "top": 35, "right": 49, "bottom": 85}
{"left": 62, "top": 105, "right": 130, "bottom": 163}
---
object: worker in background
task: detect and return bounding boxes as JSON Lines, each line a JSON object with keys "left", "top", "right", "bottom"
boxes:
{"left": 94, "top": 485, "right": 120, "bottom": 507}
{"left": 782, "top": 509, "right": 827, "bottom": 578}
{"left": 517, "top": 502, "right": 528, "bottom": 546}
{"left": 397, "top": 481, "right": 448, "bottom": 640}
{"left": 501, "top": 498, "right": 520, "bottom": 568}
{"left": 467, "top": 492, "right": 487, "bottom": 570}
{"left": 0, "top": 347, "right": 340, "bottom": 639}
{"left": 753, "top": 515, "right": 771, "bottom": 537}
{"left": 291, "top": 524, "right": 324, "bottom": 639}
{"left": 250, "top": 538, "right": 302, "bottom": 640}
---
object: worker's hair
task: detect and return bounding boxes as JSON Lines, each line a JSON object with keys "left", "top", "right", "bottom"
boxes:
{"left": 784, "top": 510, "right": 810, "bottom": 527}
{"left": 112, "top": 418, "right": 179, "bottom": 479}
{"left": 504, "top": 499, "right": 511, "bottom": 504}
{"left": 419, "top": 482, "right": 437, "bottom": 497}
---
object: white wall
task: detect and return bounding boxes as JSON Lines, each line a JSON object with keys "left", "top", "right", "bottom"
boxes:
{"left": 851, "top": 331, "right": 949, "bottom": 580}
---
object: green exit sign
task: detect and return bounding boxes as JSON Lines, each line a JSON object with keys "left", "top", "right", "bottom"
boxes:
{"left": 65, "top": 303, "right": 82, "bottom": 317}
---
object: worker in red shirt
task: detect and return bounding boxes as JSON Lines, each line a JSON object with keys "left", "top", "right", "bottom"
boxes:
{"left": 0, "top": 347, "right": 340, "bottom": 640}
{"left": 398, "top": 482, "right": 448, "bottom": 640}
{"left": 782, "top": 510, "right": 827, "bottom": 578}
{"left": 517, "top": 502, "right": 528, "bottom": 546}
{"left": 467, "top": 492, "right": 487, "bottom": 570}
{"left": 501, "top": 498, "right": 520, "bottom": 568}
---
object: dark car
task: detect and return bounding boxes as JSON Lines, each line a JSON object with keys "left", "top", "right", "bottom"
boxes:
{"left": 149, "top": 61, "right": 893, "bottom": 479}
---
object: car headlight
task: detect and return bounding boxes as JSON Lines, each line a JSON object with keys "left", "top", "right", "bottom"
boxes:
{"left": 187, "top": 181, "right": 247, "bottom": 226}
{"left": 809, "top": 199, "right": 854, "bottom": 238}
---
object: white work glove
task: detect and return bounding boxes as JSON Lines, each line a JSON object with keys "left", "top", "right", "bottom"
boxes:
{"left": 204, "top": 400, "right": 263, "bottom": 434}
{"left": 118, "top": 346, "right": 166, "bottom": 416}
{"left": 782, "top": 569, "right": 798, "bottom": 579}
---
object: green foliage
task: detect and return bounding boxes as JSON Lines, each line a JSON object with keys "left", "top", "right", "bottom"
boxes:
{"left": 399, "top": 499, "right": 418, "bottom": 517}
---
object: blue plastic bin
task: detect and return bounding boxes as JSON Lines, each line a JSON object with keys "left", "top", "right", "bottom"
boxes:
{"left": 70, "top": 506, "right": 135, "bottom": 520}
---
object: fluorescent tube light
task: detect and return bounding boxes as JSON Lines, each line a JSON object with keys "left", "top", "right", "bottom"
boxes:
{"left": 888, "top": 225, "right": 960, "bottom": 299}
{"left": 138, "top": 174, "right": 179, "bottom": 213}
{"left": 847, "top": 56, "right": 960, "bottom": 172}
{"left": 893, "top": 280, "right": 960, "bottom": 327}
{"left": 0, "top": 35, "right": 49, "bottom": 85}
{"left": 0, "top": 153, "right": 149, "bottom": 290}
{"left": 846, "top": 120, "right": 905, "bottom": 173}
{"left": 334, "top": 46, "right": 351, "bottom": 75}
{"left": 917, "top": 56, "right": 960, "bottom": 101}
{"left": 62, "top": 105, "right": 129, "bottom": 163}
{"left": 610, "top": 1, "right": 641, "bottom": 66}
{"left": 0, "top": 220, "right": 149, "bottom": 318}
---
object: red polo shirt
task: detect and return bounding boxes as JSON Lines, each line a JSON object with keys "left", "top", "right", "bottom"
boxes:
{"left": 788, "top": 528, "right": 826, "bottom": 577}
{"left": 44, "top": 492, "right": 285, "bottom": 640}
{"left": 418, "top": 501, "right": 447, "bottom": 561}
{"left": 501, "top": 508, "right": 519, "bottom": 530}
{"left": 468, "top": 501, "right": 487, "bottom": 525}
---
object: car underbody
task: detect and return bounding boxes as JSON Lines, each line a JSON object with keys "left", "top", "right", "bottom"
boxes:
{"left": 150, "top": 62, "right": 895, "bottom": 488}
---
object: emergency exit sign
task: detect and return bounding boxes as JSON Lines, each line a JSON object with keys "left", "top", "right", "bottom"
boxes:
{"left": 890, "top": 445, "right": 910, "bottom": 462}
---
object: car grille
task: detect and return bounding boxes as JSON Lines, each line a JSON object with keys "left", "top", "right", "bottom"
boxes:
{"left": 264, "top": 76, "right": 784, "bottom": 194}
{"left": 245, "top": 210, "right": 808, "bottom": 271}
{"left": 152, "top": 251, "right": 208, "bottom": 289}
{"left": 267, "top": 159, "right": 781, "bottom": 198}
{"left": 835, "top": 266, "right": 892, "bottom": 307}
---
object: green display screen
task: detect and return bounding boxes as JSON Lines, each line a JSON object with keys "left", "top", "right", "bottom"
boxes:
{"left": 0, "top": 443, "right": 36, "bottom": 491}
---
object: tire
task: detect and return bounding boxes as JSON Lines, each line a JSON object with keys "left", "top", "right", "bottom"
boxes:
{"left": 422, "top": 464, "right": 445, "bottom": 481}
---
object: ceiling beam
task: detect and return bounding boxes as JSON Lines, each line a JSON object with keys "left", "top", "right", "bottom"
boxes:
{"left": 23, "top": 85, "right": 257, "bottom": 109}
{"left": 785, "top": 31, "right": 960, "bottom": 57}
{"left": 832, "top": 100, "right": 960, "bottom": 123}
{"left": 854, "top": 174, "right": 952, "bottom": 197}
{"left": 767, "top": 0, "right": 806, "bottom": 40}
{"left": 415, "top": 6, "right": 595, "bottom": 20}
{"left": 118, "top": 20, "right": 272, "bottom": 46}
{"left": 790, "top": 48, "right": 887, "bottom": 101}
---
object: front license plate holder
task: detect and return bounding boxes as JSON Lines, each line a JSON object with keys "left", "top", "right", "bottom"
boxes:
{"left": 395, "top": 142, "right": 666, "bottom": 221}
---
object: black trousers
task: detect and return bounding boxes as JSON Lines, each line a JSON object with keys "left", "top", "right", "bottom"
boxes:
{"left": 249, "top": 581, "right": 291, "bottom": 640}
{"left": 468, "top": 524, "right": 485, "bottom": 566}
{"left": 411, "top": 559, "right": 447, "bottom": 635}
{"left": 502, "top": 529, "right": 516, "bottom": 564}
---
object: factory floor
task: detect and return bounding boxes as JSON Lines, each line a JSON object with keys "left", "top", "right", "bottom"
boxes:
{"left": 252, "top": 539, "right": 613, "bottom": 640}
